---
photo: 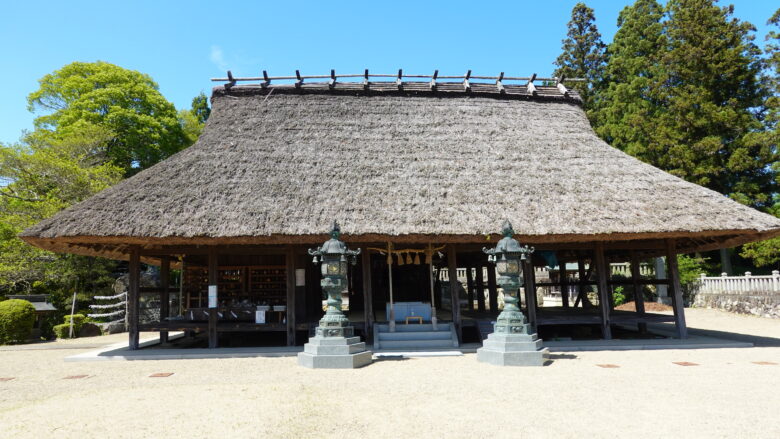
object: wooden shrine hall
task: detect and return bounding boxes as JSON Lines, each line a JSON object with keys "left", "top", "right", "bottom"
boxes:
{"left": 20, "top": 70, "right": 780, "bottom": 350}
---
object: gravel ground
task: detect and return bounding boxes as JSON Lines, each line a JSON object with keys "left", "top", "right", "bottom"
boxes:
{"left": 0, "top": 308, "right": 778, "bottom": 439}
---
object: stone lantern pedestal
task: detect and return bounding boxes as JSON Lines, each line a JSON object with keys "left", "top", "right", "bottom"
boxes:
{"left": 297, "top": 325, "right": 373, "bottom": 369}
{"left": 477, "top": 220, "right": 548, "bottom": 367}
{"left": 297, "top": 223, "right": 372, "bottom": 369}
{"left": 476, "top": 317, "right": 548, "bottom": 367}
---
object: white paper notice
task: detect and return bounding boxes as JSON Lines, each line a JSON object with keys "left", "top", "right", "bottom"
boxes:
{"left": 295, "top": 268, "right": 306, "bottom": 286}
{"left": 208, "top": 285, "right": 217, "bottom": 308}
{"left": 255, "top": 310, "right": 266, "bottom": 324}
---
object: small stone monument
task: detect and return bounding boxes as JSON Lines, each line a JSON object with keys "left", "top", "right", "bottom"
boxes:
{"left": 477, "top": 221, "right": 548, "bottom": 366}
{"left": 298, "top": 222, "right": 372, "bottom": 369}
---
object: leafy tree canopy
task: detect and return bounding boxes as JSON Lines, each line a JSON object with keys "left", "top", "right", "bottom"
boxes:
{"left": 26, "top": 61, "right": 188, "bottom": 176}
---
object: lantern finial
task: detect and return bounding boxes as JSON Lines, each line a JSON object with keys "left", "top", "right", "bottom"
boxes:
{"left": 501, "top": 220, "right": 514, "bottom": 238}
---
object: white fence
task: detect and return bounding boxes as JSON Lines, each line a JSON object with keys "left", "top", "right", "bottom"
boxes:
{"left": 698, "top": 271, "right": 780, "bottom": 294}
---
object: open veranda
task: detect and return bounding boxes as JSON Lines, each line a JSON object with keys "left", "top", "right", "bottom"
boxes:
{"left": 0, "top": 308, "right": 778, "bottom": 438}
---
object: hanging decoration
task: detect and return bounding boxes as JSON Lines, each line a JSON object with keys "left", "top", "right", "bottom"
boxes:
{"left": 367, "top": 244, "right": 445, "bottom": 266}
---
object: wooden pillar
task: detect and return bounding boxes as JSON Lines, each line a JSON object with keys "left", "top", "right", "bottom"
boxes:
{"left": 476, "top": 265, "right": 486, "bottom": 313}
{"left": 361, "top": 250, "right": 374, "bottom": 342}
{"left": 666, "top": 239, "right": 688, "bottom": 339}
{"left": 487, "top": 265, "right": 498, "bottom": 312}
{"left": 159, "top": 256, "right": 170, "bottom": 344}
{"left": 446, "top": 245, "right": 462, "bottom": 342}
{"left": 594, "top": 243, "right": 612, "bottom": 340}
{"left": 523, "top": 260, "right": 537, "bottom": 329}
{"left": 575, "top": 253, "right": 587, "bottom": 308}
{"left": 466, "top": 267, "right": 475, "bottom": 311}
{"left": 207, "top": 247, "right": 218, "bottom": 349}
{"left": 128, "top": 246, "right": 140, "bottom": 350}
{"left": 285, "top": 246, "right": 297, "bottom": 346}
{"left": 630, "top": 251, "right": 647, "bottom": 334}
{"left": 560, "top": 261, "right": 570, "bottom": 308}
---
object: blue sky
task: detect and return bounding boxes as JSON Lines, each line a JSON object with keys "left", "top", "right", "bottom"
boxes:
{"left": 1, "top": 0, "right": 777, "bottom": 144}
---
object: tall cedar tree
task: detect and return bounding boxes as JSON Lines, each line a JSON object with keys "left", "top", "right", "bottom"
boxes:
{"left": 647, "top": 0, "right": 775, "bottom": 207}
{"left": 554, "top": 3, "right": 608, "bottom": 111}
{"left": 741, "top": 8, "right": 780, "bottom": 267}
{"left": 592, "top": 0, "right": 666, "bottom": 157}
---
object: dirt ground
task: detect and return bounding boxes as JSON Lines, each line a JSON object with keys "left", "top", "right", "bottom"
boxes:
{"left": 1, "top": 308, "right": 778, "bottom": 439}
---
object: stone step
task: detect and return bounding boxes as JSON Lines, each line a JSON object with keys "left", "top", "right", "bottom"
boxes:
{"left": 377, "top": 339, "right": 457, "bottom": 349}
{"left": 378, "top": 331, "right": 453, "bottom": 341}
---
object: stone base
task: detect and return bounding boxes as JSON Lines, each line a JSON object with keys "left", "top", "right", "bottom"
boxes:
{"left": 477, "top": 332, "right": 549, "bottom": 367}
{"left": 297, "top": 335, "right": 373, "bottom": 369}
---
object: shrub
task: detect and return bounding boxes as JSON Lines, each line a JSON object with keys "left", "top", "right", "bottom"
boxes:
{"left": 63, "top": 314, "right": 86, "bottom": 333}
{"left": 0, "top": 299, "right": 37, "bottom": 344}
{"left": 613, "top": 286, "right": 628, "bottom": 307}
{"left": 53, "top": 314, "right": 87, "bottom": 339}
{"left": 53, "top": 323, "right": 72, "bottom": 339}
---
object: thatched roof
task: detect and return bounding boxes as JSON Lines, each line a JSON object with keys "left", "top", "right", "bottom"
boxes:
{"left": 21, "top": 78, "right": 780, "bottom": 259}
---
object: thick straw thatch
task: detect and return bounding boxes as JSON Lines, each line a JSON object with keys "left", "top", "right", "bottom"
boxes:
{"left": 21, "top": 81, "right": 780, "bottom": 258}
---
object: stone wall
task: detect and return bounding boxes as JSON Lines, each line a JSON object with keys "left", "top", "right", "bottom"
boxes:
{"left": 693, "top": 290, "right": 780, "bottom": 319}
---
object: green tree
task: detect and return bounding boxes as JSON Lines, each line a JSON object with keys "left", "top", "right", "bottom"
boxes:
{"left": 647, "top": 0, "right": 775, "bottom": 207}
{"left": 178, "top": 92, "right": 211, "bottom": 145}
{"left": 553, "top": 2, "right": 608, "bottom": 110}
{"left": 0, "top": 127, "right": 122, "bottom": 294}
{"left": 592, "top": 0, "right": 666, "bottom": 156}
{"left": 741, "top": 8, "right": 780, "bottom": 267}
{"left": 26, "top": 61, "right": 188, "bottom": 176}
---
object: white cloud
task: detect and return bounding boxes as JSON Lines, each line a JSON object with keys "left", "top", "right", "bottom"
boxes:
{"left": 210, "top": 45, "right": 229, "bottom": 72}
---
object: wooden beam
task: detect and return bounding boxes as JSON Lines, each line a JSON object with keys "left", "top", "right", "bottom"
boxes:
{"left": 475, "top": 264, "right": 486, "bottom": 313}
{"left": 466, "top": 267, "right": 475, "bottom": 311}
{"left": 207, "top": 247, "right": 218, "bottom": 348}
{"left": 447, "top": 245, "right": 462, "bottom": 342}
{"left": 285, "top": 245, "right": 297, "bottom": 346}
{"left": 666, "top": 239, "right": 688, "bottom": 339}
{"left": 159, "top": 256, "right": 170, "bottom": 344}
{"left": 630, "top": 250, "right": 647, "bottom": 333}
{"left": 487, "top": 264, "right": 498, "bottom": 313}
{"left": 361, "top": 250, "right": 374, "bottom": 341}
{"left": 560, "top": 261, "right": 570, "bottom": 308}
{"left": 128, "top": 246, "right": 140, "bottom": 350}
{"left": 594, "top": 243, "right": 612, "bottom": 339}
{"left": 524, "top": 259, "right": 537, "bottom": 329}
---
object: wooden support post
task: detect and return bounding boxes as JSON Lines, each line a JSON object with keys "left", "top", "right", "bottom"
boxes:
{"left": 666, "top": 239, "right": 688, "bottom": 339}
{"left": 285, "top": 246, "right": 297, "bottom": 346}
{"left": 447, "top": 245, "right": 462, "bottom": 342}
{"left": 575, "top": 254, "right": 587, "bottom": 308}
{"left": 560, "top": 260, "right": 570, "bottom": 308}
{"left": 128, "top": 246, "right": 140, "bottom": 350}
{"left": 159, "top": 256, "right": 170, "bottom": 344}
{"left": 487, "top": 265, "right": 498, "bottom": 312}
{"left": 466, "top": 266, "right": 475, "bottom": 311}
{"left": 630, "top": 251, "right": 647, "bottom": 334}
{"left": 208, "top": 247, "right": 218, "bottom": 349}
{"left": 523, "top": 259, "right": 537, "bottom": 330}
{"left": 476, "top": 265, "right": 486, "bottom": 313}
{"left": 361, "top": 250, "right": 374, "bottom": 342}
{"left": 594, "top": 243, "right": 612, "bottom": 340}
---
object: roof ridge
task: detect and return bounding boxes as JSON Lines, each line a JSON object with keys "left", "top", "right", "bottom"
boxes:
{"left": 209, "top": 69, "right": 583, "bottom": 103}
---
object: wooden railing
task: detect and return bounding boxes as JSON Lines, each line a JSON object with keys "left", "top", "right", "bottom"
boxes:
{"left": 698, "top": 271, "right": 780, "bottom": 293}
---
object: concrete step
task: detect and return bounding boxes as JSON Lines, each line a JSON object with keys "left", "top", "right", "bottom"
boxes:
{"left": 377, "top": 339, "right": 457, "bottom": 349}
{"left": 378, "top": 331, "right": 453, "bottom": 341}
{"left": 374, "top": 323, "right": 451, "bottom": 332}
